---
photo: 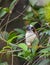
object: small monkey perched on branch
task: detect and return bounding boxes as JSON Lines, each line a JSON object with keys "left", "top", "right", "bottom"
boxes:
{"left": 25, "top": 25, "right": 43, "bottom": 52}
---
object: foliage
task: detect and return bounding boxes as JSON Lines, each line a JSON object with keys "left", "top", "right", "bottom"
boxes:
{"left": 17, "top": 43, "right": 34, "bottom": 61}
{"left": 0, "top": 0, "right": 50, "bottom": 65}
{"left": 29, "top": 0, "right": 38, "bottom": 6}
{"left": 0, "top": 62, "right": 8, "bottom": 65}
{"left": 33, "top": 58, "right": 50, "bottom": 65}
{"left": 39, "top": 47, "right": 50, "bottom": 57}
{"left": 9, "top": 0, "right": 18, "bottom": 11}
{"left": 16, "top": 35, "right": 39, "bottom": 61}
{"left": 44, "top": 3, "right": 50, "bottom": 23}
{"left": 0, "top": 0, "right": 18, "bottom": 18}
{"left": 38, "top": 59, "right": 50, "bottom": 65}
{"left": 0, "top": 8, "right": 9, "bottom": 18}
{"left": 18, "top": 43, "right": 28, "bottom": 51}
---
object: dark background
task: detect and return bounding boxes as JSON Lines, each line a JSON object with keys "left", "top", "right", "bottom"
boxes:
{"left": 0, "top": 0, "right": 28, "bottom": 32}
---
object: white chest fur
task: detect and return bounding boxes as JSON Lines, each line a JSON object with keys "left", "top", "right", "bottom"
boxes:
{"left": 25, "top": 31, "right": 36, "bottom": 45}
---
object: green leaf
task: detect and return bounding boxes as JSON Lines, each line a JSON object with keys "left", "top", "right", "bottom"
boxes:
{"left": 7, "top": 36, "right": 17, "bottom": 43}
{"left": 17, "top": 34, "right": 24, "bottom": 39}
{"left": 39, "top": 59, "right": 50, "bottom": 65}
{"left": 43, "top": 29, "right": 50, "bottom": 35}
{"left": 3, "top": 46, "right": 11, "bottom": 50}
{"left": 39, "top": 47, "right": 50, "bottom": 54}
{"left": 32, "top": 38, "right": 39, "bottom": 54}
{"left": 18, "top": 43, "right": 28, "bottom": 51}
{"left": 30, "top": 22, "right": 37, "bottom": 26}
{"left": 9, "top": 43, "right": 17, "bottom": 50}
{"left": 7, "top": 31, "right": 17, "bottom": 43}
{"left": 0, "top": 62, "right": 8, "bottom": 65}
{"left": 38, "top": 8, "right": 44, "bottom": 15}
{"left": 18, "top": 52, "right": 24, "bottom": 57}
{"left": 14, "top": 28, "right": 25, "bottom": 34}
{"left": 9, "top": 0, "right": 19, "bottom": 11}
{"left": 2, "top": 31, "right": 9, "bottom": 40}
{"left": 29, "top": 0, "right": 38, "bottom": 6}
{"left": 23, "top": 12, "right": 33, "bottom": 20}
{"left": 27, "top": 6, "right": 32, "bottom": 12}
{"left": 0, "top": 8, "right": 9, "bottom": 18}
{"left": 8, "top": 32, "right": 17, "bottom": 40}
{"left": 18, "top": 50, "right": 31, "bottom": 60}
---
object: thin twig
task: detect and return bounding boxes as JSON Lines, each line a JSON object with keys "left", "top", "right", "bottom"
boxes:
{"left": 32, "top": 57, "right": 41, "bottom": 65}
{"left": 11, "top": 50, "right": 14, "bottom": 65}
{"left": 0, "top": 6, "right": 28, "bottom": 31}
{"left": 0, "top": 49, "right": 22, "bottom": 54}
{"left": 4, "top": 13, "right": 11, "bottom": 31}
{"left": 42, "top": 37, "right": 49, "bottom": 45}
{"left": 0, "top": 14, "right": 8, "bottom": 26}
{"left": 16, "top": 10, "right": 25, "bottom": 16}
{"left": 0, "top": 0, "right": 19, "bottom": 31}
{"left": 27, "top": 60, "right": 32, "bottom": 65}
{"left": 23, "top": 61, "right": 28, "bottom": 65}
